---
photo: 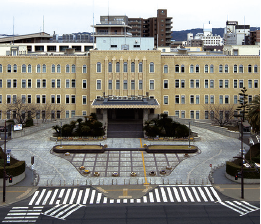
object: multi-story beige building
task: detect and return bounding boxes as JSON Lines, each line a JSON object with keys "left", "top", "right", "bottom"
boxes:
{"left": 0, "top": 49, "right": 260, "bottom": 127}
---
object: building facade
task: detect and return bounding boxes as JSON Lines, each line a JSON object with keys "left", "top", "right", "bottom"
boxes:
{"left": 0, "top": 50, "right": 259, "bottom": 124}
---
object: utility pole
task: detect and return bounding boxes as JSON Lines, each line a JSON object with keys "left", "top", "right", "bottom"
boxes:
{"left": 240, "top": 118, "right": 244, "bottom": 199}
{"left": 3, "top": 120, "right": 7, "bottom": 202}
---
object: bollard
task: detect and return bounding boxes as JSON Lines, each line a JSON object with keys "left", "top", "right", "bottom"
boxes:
{"left": 60, "top": 180, "right": 61, "bottom": 186}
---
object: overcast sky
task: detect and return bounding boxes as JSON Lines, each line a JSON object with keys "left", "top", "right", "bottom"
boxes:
{"left": 0, "top": 0, "right": 260, "bottom": 35}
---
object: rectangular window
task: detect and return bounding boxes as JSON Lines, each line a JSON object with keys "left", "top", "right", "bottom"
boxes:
{"left": 71, "top": 79, "right": 76, "bottom": 88}
{"left": 225, "top": 95, "right": 229, "bottom": 104}
{"left": 13, "top": 95, "right": 17, "bottom": 104}
{"left": 108, "top": 80, "right": 112, "bottom": 90}
{"left": 13, "top": 79, "right": 17, "bottom": 88}
{"left": 175, "top": 95, "right": 179, "bottom": 104}
{"left": 52, "top": 79, "right": 55, "bottom": 88}
{"left": 22, "top": 79, "right": 26, "bottom": 88}
{"left": 116, "top": 63, "right": 120, "bottom": 73}
{"left": 175, "top": 80, "right": 179, "bottom": 88}
{"left": 190, "top": 79, "right": 194, "bottom": 88}
{"left": 205, "top": 95, "right": 209, "bottom": 104}
{"left": 210, "top": 95, "right": 214, "bottom": 104}
{"left": 254, "top": 80, "right": 258, "bottom": 88}
{"left": 205, "top": 80, "right": 208, "bottom": 88}
{"left": 7, "top": 79, "right": 11, "bottom": 88}
{"left": 139, "top": 80, "right": 142, "bottom": 90}
{"left": 164, "top": 80, "right": 168, "bottom": 89}
{"left": 196, "top": 111, "right": 199, "bottom": 119}
{"left": 239, "top": 80, "right": 243, "bottom": 88}
{"left": 219, "top": 95, "right": 223, "bottom": 104}
{"left": 57, "top": 95, "right": 61, "bottom": 104}
{"left": 190, "top": 95, "right": 194, "bottom": 104}
{"left": 116, "top": 80, "right": 120, "bottom": 89}
{"left": 196, "top": 95, "right": 199, "bottom": 104}
{"left": 164, "top": 96, "right": 168, "bottom": 105}
{"left": 108, "top": 63, "right": 112, "bottom": 73}
{"left": 27, "top": 95, "right": 31, "bottom": 104}
{"left": 150, "top": 80, "right": 154, "bottom": 90}
{"left": 97, "top": 80, "right": 101, "bottom": 90}
{"left": 66, "top": 79, "right": 70, "bottom": 88}
{"left": 82, "top": 80, "right": 87, "bottom": 89}
{"left": 248, "top": 95, "right": 252, "bottom": 103}
{"left": 66, "top": 110, "right": 69, "bottom": 118}
{"left": 21, "top": 95, "right": 26, "bottom": 103}
{"left": 181, "top": 111, "right": 185, "bottom": 118}
{"left": 42, "top": 95, "right": 46, "bottom": 104}
{"left": 195, "top": 80, "right": 199, "bottom": 88}
{"left": 123, "top": 80, "right": 127, "bottom": 89}
{"left": 27, "top": 79, "right": 32, "bottom": 88}
{"left": 66, "top": 95, "right": 70, "bottom": 104}
{"left": 181, "top": 95, "right": 185, "bottom": 104}
{"left": 175, "top": 111, "right": 179, "bottom": 118}
{"left": 71, "top": 110, "right": 75, "bottom": 118}
{"left": 36, "top": 95, "right": 40, "bottom": 104}
{"left": 210, "top": 80, "right": 214, "bottom": 88}
{"left": 37, "top": 79, "right": 41, "bottom": 88}
{"left": 150, "top": 63, "right": 154, "bottom": 73}
{"left": 139, "top": 63, "right": 143, "bottom": 73}
{"left": 57, "top": 79, "right": 61, "bottom": 88}
{"left": 131, "top": 63, "right": 135, "bottom": 73}
{"left": 71, "top": 95, "right": 75, "bottom": 104}
{"left": 234, "top": 80, "right": 238, "bottom": 88}
{"left": 123, "top": 62, "right": 127, "bottom": 73}
{"left": 82, "top": 96, "right": 87, "bottom": 105}
{"left": 175, "top": 65, "right": 179, "bottom": 73}
{"left": 225, "top": 80, "right": 229, "bottom": 88}
{"left": 219, "top": 80, "right": 223, "bottom": 88}
{"left": 7, "top": 95, "right": 11, "bottom": 104}
{"left": 164, "top": 65, "right": 168, "bottom": 73}
{"left": 131, "top": 80, "right": 135, "bottom": 90}
{"left": 42, "top": 79, "right": 46, "bottom": 88}
{"left": 234, "top": 95, "right": 238, "bottom": 104}
{"left": 97, "top": 62, "right": 101, "bottom": 73}
{"left": 83, "top": 65, "right": 87, "bottom": 73}
{"left": 51, "top": 95, "right": 55, "bottom": 104}
{"left": 190, "top": 111, "right": 194, "bottom": 119}
{"left": 248, "top": 80, "right": 252, "bottom": 88}
{"left": 205, "top": 111, "right": 209, "bottom": 119}
{"left": 0, "top": 79, "right": 2, "bottom": 88}
{"left": 181, "top": 80, "right": 185, "bottom": 88}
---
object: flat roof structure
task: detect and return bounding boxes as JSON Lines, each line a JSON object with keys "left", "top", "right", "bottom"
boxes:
{"left": 91, "top": 97, "right": 160, "bottom": 109}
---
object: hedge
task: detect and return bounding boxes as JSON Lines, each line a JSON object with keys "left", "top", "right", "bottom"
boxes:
{"left": 226, "top": 161, "right": 260, "bottom": 179}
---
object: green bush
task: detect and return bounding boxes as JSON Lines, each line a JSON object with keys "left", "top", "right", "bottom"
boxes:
{"left": 226, "top": 161, "right": 260, "bottom": 179}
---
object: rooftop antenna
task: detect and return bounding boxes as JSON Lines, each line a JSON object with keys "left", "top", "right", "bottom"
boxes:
{"left": 92, "top": 0, "right": 94, "bottom": 49}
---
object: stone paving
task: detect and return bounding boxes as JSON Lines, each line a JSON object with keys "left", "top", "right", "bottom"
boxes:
{"left": 52, "top": 150, "right": 199, "bottom": 178}
{"left": 5, "top": 125, "right": 248, "bottom": 186}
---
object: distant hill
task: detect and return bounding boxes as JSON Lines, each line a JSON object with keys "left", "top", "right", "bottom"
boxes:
{"left": 171, "top": 27, "right": 260, "bottom": 41}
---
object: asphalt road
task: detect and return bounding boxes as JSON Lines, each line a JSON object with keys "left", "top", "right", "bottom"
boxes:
{"left": 0, "top": 202, "right": 260, "bottom": 224}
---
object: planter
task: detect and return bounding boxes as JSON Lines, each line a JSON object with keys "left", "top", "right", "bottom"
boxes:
{"left": 83, "top": 170, "right": 90, "bottom": 174}
{"left": 160, "top": 170, "right": 167, "bottom": 175}
{"left": 79, "top": 166, "right": 85, "bottom": 170}
{"left": 130, "top": 172, "right": 137, "bottom": 177}
{"left": 149, "top": 171, "right": 156, "bottom": 176}
{"left": 93, "top": 172, "right": 100, "bottom": 177}
{"left": 112, "top": 172, "right": 119, "bottom": 177}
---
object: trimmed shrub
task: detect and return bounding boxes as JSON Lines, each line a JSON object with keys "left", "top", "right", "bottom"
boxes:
{"left": 226, "top": 161, "right": 260, "bottom": 179}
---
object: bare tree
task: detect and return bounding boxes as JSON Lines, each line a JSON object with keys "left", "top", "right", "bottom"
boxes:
{"left": 3, "top": 97, "right": 39, "bottom": 124}
{"left": 204, "top": 104, "right": 237, "bottom": 126}
{"left": 40, "top": 103, "right": 65, "bottom": 122}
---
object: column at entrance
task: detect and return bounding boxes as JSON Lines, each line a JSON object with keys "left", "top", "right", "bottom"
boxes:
{"left": 143, "top": 109, "right": 148, "bottom": 124}
{"left": 103, "top": 109, "right": 108, "bottom": 136}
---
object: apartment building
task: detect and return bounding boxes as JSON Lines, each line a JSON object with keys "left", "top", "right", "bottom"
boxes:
{"left": 128, "top": 9, "right": 173, "bottom": 47}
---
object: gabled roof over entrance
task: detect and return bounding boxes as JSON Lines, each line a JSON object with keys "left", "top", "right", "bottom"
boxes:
{"left": 91, "top": 97, "right": 160, "bottom": 109}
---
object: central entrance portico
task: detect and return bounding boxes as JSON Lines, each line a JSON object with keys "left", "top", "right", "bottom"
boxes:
{"left": 91, "top": 96, "right": 160, "bottom": 138}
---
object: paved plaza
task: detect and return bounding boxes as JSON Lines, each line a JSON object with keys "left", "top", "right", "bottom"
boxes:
{"left": 4, "top": 125, "right": 246, "bottom": 186}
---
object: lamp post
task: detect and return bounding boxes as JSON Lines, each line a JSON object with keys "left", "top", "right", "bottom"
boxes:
{"left": 60, "top": 122, "right": 62, "bottom": 148}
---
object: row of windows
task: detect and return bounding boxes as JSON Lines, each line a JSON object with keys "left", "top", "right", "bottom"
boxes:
{"left": 162, "top": 94, "right": 256, "bottom": 105}
{"left": 0, "top": 64, "right": 87, "bottom": 73}
{"left": 0, "top": 94, "right": 88, "bottom": 105}
{"left": 96, "top": 62, "right": 259, "bottom": 74}
{"left": 173, "top": 110, "right": 242, "bottom": 120}
{"left": 0, "top": 79, "right": 87, "bottom": 89}
{"left": 95, "top": 79, "right": 259, "bottom": 90}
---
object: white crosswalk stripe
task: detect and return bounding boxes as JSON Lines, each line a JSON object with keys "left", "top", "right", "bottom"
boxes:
{"left": 2, "top": 207, "right": 43, "bottom": 223}
{"left": 28, "top": 185, "right": 225, "bottom": 206}
{"left": 217, "top": 201, "right": 260, "bottom": 216}
{"left": 42, "top": 204, "right": 84, "bottom": 220}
